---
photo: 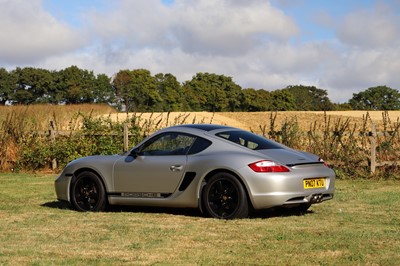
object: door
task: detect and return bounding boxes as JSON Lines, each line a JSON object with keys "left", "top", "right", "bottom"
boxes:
{"left": 113, "top": 132, "right": 196, "bottom": 193}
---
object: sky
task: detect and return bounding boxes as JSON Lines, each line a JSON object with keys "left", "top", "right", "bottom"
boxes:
{"left": 1, "top": 0, "right": 399, "bottom": 103}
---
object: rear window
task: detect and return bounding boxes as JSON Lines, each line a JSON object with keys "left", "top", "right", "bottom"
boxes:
{"left": 215, "top": 130, "right": 283, "bottom": 150}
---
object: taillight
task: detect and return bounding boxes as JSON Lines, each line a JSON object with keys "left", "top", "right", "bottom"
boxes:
{"left": 248, "top": 160, "right": 290, "bottom": 173}
{"left": 318, "top": 158, "right": 329, "bottom": 167}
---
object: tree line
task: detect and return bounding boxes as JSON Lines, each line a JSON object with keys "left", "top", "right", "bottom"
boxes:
{"left": 1, "top": 66, "right": 399, "bottom": 111}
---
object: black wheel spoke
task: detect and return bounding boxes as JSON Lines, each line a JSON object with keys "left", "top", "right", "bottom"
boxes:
{"left": 226, "top": 184, "right": 236, "bottom": 196}
{"left": 71, "top": 172, "right": 106, "bottom": 212}
{"left": 204, "top": 177, "right": 244, "bottom": 218}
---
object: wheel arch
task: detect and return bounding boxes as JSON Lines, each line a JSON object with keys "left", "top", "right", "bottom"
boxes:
{"left": 71, "top": 168, "right": 109, "bottom": 196}
{"left": 69, "top": 168, "right": 109, "bottom": 211}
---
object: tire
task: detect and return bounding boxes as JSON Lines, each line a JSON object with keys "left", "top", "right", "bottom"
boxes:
{"left": 70, "top": 171, "right": 107, "bottom": 212}
{"left": 202, "top": 172, "right": 249, "bottom": 219}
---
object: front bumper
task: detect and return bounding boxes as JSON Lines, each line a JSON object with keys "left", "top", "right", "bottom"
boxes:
{"left": 55, "top": 173, "right": 73, "bottom": 202}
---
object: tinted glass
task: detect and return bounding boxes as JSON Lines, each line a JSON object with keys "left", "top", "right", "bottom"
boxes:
{"left": 187, "top": 137, "right": 212, "bottom": 154}
{"left": 216, "top": 130, "right": 283, "bottom": 150}
{"left": 139, "top": 132, "right": 196, "bottom": 156}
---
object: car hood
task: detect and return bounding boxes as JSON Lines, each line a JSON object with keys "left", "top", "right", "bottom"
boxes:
{"left": 255, "top": 148, "right": 319, "bottom": 165}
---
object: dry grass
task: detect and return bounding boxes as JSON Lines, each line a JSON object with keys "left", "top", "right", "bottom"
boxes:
{"left": 2, "top": 104, "right": 398, "bottom": 133}
{"left": 1, "top": 173, "right": 400, "bottom": 265}
{"left": 1, "top": 105, "right": 399, "bottom": 175}
{"left": 217, "top": 111, "right": 400, "bottom": 133}
{"left": 0, "top": 104, "right": 116, "bottom": 131}
{"left": 116, "top": 110, "right": 400, "bottom": 134}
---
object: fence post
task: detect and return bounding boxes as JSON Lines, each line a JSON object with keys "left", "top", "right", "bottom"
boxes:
{"left": 123, "top": 123, "right": 129, "bottom": 152}
{"left": 370, "top": 123, "right": 377, "bottom": 174}
{"left": 49, "top": 121, "right": 57, "bottom": 170}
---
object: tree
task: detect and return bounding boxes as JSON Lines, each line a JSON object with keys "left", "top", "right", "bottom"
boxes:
{"left": 270, "top": 90, "right": 296, "bottom": 111}
{"left": 184, "top": 73, "right": 242, "bottom": 112}
{"left": 112, "top": 69, "right": 162, "bottom": 112}
{"left": 155, "top": 73, "right": 183, "bottom": 111}
{"left": 93, "top": 74, "right": 115, "bottom": 104}
{"left": 130, "top": 69, "right": 162, "bottom": 111}
{"left": 0, "top": 68, "right": 16, "bottom": 105}
{"left": 283, "top": 85, "right": 334, "bottom": 111}
{"left": 241, "top": 88, "right": 271, "bottom": 111}
{"left": 58, "top": 66, "right": 97, "bottom": 104}
{"left": 12, "top": 67, "right": 55, "bottom": 104}
{"left": 113, "top": 69, "right": 133, "bottom": 112}
{"left": 349, "top": 86, "right": 400, "bottom": 110}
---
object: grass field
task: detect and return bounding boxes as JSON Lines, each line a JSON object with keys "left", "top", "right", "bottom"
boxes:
{"left": 1, "top": 174, "right": 399, "bottom": 265}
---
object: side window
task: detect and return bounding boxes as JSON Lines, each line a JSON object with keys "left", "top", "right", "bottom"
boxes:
{"left": 139, "top": 133, "right": 196, "bottom": 156}
{"left": 187, "top": 137, "right": 212, "bottom": 155}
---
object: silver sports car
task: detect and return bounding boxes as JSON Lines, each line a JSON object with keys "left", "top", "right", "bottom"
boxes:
{"left": 55, "top": 124, "right": 335, "bottom": 219}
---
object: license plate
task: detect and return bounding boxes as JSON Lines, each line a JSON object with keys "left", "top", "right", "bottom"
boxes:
{"left": 303, "top": 178, "right": 325, "bottom": 189}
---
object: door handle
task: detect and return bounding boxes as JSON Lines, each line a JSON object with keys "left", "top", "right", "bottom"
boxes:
{"left": 170, "top": 165, "right": 183, "bottom": 172}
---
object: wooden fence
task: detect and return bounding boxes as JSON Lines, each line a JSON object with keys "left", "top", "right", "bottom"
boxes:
{"left": 48, "top": 122, "right": 132, "bottom": 170}
{"left": 369, "top": 123, "right": 399, "bottom": 173}
{"left": 47, "top": 121, "right": 398, "bottom": 174}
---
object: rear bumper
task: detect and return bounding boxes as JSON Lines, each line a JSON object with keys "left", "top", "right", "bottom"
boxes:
{"left": 240, "top": 164, "right": 336, "bottom": 210}
{"left": 251, "top": 190, "right": 334, "bottom": 209}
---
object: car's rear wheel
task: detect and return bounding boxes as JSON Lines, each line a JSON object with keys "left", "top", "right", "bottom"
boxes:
{"left": 202, "top": 172, "right": 249, "bottom": 219}
{"left": 70, "top": 171, "right": 107, "bottom": 212}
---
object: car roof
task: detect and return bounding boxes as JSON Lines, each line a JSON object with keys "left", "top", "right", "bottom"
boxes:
{"left": 177, "top": 124, "right": 236, "bottom": 131}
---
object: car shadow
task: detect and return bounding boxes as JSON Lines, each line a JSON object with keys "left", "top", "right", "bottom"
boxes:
{"left": 250, "top": 208, "right": 314, "bottom": 218}
{"left": 41, "top": 201, "right": 313, "bottom": 219}
{"left": 41, "top": 201, "right": 71, "bottom": 210}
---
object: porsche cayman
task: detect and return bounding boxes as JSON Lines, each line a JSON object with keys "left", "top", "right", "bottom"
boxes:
{"left": 55, "top": 124, "right": 335, "bottom": 219}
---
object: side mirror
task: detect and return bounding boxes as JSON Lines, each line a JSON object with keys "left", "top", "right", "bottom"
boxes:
{"left": 130, "top": 149, "right": 139, "bottom": 158}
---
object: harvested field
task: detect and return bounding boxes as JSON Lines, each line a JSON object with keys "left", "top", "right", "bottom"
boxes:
{"left": 109, "top": 111, "right": 400, "bottom": 134}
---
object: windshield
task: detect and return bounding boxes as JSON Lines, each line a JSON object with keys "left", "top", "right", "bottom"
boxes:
{"left": 215, "top": 130, "right": 283, "bottom": 150}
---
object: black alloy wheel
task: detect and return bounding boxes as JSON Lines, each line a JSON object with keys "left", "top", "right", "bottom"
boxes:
{"left": 202, "top": 172, "right": 249, "bottom": 219}
{"left": 70, "top": 171, "right": 107, "bottom": 212}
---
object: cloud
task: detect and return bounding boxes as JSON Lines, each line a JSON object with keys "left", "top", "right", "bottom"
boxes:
{"left": 2, "top": 0, "right": 400, "bottom": 104}
{"left": 171, "top": 0, "right": 299, "bottom": 55}
{"left": 336, "top": 2, "right": 400, "bottom": 49}
{"left": 87, "top": 0, "right": 298, "bottom": 57}
{"left": 0, "top": 0, "right": 85, "bottom": 64}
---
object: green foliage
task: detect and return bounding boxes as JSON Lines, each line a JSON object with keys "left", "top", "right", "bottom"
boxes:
{"left": 2, "top": 66, "right": 400, "bottom": 111}
{"left": 283, "top": 85, "right": 334, "bottom": 111}
{"left": 242, "top": 88, "right": 271, "bottom": 111}
{"left": 183, "top": 72, "right": 245, "bottom": 112}
{"left": 15, "top": 114, "right": 142, "bottom": 171}
{"left": 155, "top": 73, "right": 184, "bottom": 111}
{"left": 12, "top": 67, "right": 55, "bottom": 104}
{"left": 254, "top": 112, "right": 400, "bottom": 179}
{"left": 270, "top": 89, "right": 296, "bottom": 111}
{"left": 0, "top": 67, "right": 17, "bottom": 105}
{"left": 113, "top": 69, "right": 162, "bottom": 112}
{"left": 349, "top": 85, "right": 400, "bottom": 110}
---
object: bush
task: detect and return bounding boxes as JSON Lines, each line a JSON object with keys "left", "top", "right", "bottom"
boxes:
{"left": 1, "top": 109, "right": 399, "bottom": 179}
{"left": 13, "top": 114, "right": 142, "bottom": 172}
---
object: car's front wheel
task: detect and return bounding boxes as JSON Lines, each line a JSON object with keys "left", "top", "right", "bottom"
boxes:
{"left": 202, "top": 172, "right": 249, "bottom": 219}
{"left": 70, "top": 171, "right": 107, "bottom": 212}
